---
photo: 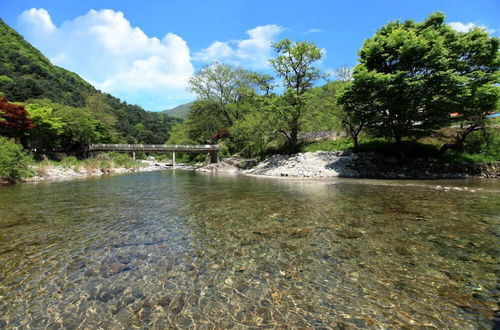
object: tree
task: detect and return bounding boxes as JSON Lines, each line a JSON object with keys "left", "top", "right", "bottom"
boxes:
{"left": 339, "top": 12, "right": 499, "bottom": 152}
{"left": 0, "top": 97, "right": 34, "bottom": 146}
{"left": 25, "top": 103, "right": 65, "bottom": 149}
{"left": 54, "top": 106, "right": 105, "bottom": 150}
{"left": 269, "top": 39, "right": 324, "bottom": 152}
{"left": 246, "top": 72, "right": 275, "bottom": 96}
{"left": 0, "top": 136, "right": 33, "bottom": 182}
{"left": 440, "top": 28, "right": 499, "bottom": 153}
{"left": 184, "top": 100, "right": 225, "bottom": 143}
{"left": 303, "top": 81, "right": 344, "bottom": 133}
{"left": 188, "top": 62, "right": 256, "bottom": 127}
{"left": 337, "top": 82, "right": 370, "bottom": 149}
{"left": 232, "top": 98, "right": 280, "bottom": 159}
{"left": 85, "top": 94, "right": 121, "bottom": 142}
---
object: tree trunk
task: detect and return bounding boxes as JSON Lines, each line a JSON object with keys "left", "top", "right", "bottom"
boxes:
{"left": 440, "top": 125, "right": 480, "bottom": 155}
{"left": 353, "top": 134, "right": 359, "bottom": 150}
{"left": 288, "top": 130, "right": 298, "bottom": 153}
{"left": 393, "top": 134, "right": 403, "bottom": 159}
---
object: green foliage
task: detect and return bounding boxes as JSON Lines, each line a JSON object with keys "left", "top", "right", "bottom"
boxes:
{"left": 0, "top": 136, "right": 33, "bottom": 182}
{"left": 270, "top": 39, "right": 324, "bottom": 151}
{"left": 232, "top": 108, "right": 280, "bottom": 159}
{"left": 165, "top": 123, "right": 207, "bottom": 163}
{"left": 166, "top": 123, "right": 196, "bottom": 145}
{"left": 302, "top": 136, "right": 443, "bottom": 158}
{"left": 217, "top": 144, "right": 231, "bottom": 159}
{"left": 303, "top": 81, "right": 344, "bottom": 132}
{"left": 0, "top": 19, "right": 178, "bottom": 147}
{"left": 57, "top": 107, "right": 104, "bottom": 148}
{"left": 49, "top": 153, "right": 138, "bottom": 171}
{"left": 186, "top": 63, "right": 275, "bottom": 150}
{"left": 60, "top": 156, "right": 79, "bottom": 168}
{"left": 303, "top": 131, "right": 499, "bottom": 163}
{"left": 270, "top": 39, "right": 324, "bottom": 93}
{"left": 442, "top": 153, "right": 499, "bottom": 163}
{"left": 187, "top": 62, "right": 265, "bottom": 144}
{"left": 441, "top": 130, "right": 500, "bottom": 163}
{"left": 450, "top": 128, "right": 500, "bottom": 162}
{"left": 184, "top": 100, "right": 225, "bottom": 143}
{"left": 301, "top": 137, "right": 354, "bottom": 153}
{"left": 26, "top": 102, "right": 65, "bottom": 148}
{"left": 163, "top": 102, "right": 193, "bottom": 119}
{"left": 0, "top": 19, "right": 94, "bottom": 106}
{"left": 339, "top": 12, "right": 499, "bottom": 149}
{"left": 105, "top": 152, "right": 137, "bottom": 168}
{"left": 27, "top": 100, "right": 110, "bottom": 149}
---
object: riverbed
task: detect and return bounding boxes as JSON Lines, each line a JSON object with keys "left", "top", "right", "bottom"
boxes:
{"left": 0, "top": 171, "right": 498, "bottom": 328}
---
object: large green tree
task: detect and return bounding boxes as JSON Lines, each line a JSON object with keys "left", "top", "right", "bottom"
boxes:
{"left": 339, "top": 12, "right": 499, "bottom": 151}
{"left": 440, "top": 27, "right": 500, "bottom": 153}
{"left": 25, "top": 103, "right": 65, "bottom": 149}
{"left": 186, "top": 62, "right": 272, "bottom": 147}
{"left": 188, "top": 62, "right": 257, "bottom": 127}
{"left": 269, "top": 39, "right": 324, "bottom": 152}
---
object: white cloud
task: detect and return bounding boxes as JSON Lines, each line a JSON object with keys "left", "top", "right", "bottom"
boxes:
{"left": 193, "top": 24, "right": 285, "bottom": 69}
{"left": 448, "top": 21, "right": 493, "bottom": 33}
{"left": 18, "top": 8, "right": 194, "bottom": 110}
{"left": 303, "top": 28, "right": 322, "bottom": 35}
{"left": 193, "top": 41, "right": 235, "bottom": 62}
{"left": 19, "top": 8, "right": 55, "bottom": 34}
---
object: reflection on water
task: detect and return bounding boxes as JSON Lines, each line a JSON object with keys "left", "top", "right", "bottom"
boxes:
{"left": 0, "top": 171, "right": 498, "bottom": 328}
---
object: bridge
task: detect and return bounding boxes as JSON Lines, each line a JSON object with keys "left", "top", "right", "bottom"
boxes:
{"left": 89, "top": 144, "right": 220, "bottom": 165}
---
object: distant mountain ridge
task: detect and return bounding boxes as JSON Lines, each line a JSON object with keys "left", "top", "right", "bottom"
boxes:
{"left": 163, "top": 102, "right": 192, "bottom": 119}
{"left": 0, "top": 18, "right": 178, "bottom": 144}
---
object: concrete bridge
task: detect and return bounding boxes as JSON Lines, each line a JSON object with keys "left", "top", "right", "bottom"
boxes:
{"left": 89, "top": 144, "right": 220, "bottom": 165}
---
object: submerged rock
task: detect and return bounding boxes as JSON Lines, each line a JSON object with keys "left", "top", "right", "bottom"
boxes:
{"left": 289, "top": 228, "right": 313, "bottom": 238}
{"left": 86, "top": 261, "right": 131, "bottom": 278}
{"left": 337, "top": 230, "right": 364, "bottom": 239}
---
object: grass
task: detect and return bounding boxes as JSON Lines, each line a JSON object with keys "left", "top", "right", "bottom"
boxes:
{"left": 301, "top": 137, "right": 354, "bottom": 153}
{"left": 442, "top": 153, "right": 499, "bottom": 163}
{"left": 34, "top": 152, "right": 141, "bottom": 176}
{"left": 301, "top": 136, "right": 441, "bottom": 158}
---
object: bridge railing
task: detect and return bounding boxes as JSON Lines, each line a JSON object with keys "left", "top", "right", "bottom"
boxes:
{"left": 89, "top": 144, "right": 220, "bottom": 151}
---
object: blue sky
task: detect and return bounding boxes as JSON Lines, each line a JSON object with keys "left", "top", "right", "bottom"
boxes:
{"left": 1, "top": 0, "right": 499, "bottom": 111}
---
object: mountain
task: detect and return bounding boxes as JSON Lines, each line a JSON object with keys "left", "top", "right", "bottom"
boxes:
{"left": 163, "top": 102, "right": 192, "bottom": 119}
{"left": 0, "top": 18, "right": 178, "bottom": 144}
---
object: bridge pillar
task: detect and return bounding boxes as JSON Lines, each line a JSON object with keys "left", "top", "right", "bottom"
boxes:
{"left": 172, "top": 152, "right": 176, "bottom": 167}
{"left": 132, "top": 152, "right": 136, "bottom": 161}
{"left": 206, "top": 151, "right": 218, "bottom": 164}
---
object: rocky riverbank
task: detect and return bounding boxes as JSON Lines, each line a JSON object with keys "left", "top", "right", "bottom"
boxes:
{"left": 198, "top": 157, "right": 259, "bottom": 173}
{"left": 242, "top": 151, "right": 500, "bottom": 179}
{"left": 24, "top": 160, "right": 198, "bottom": 183}
{"left": 16, "top": 151, "right": 500, "bottom": 183}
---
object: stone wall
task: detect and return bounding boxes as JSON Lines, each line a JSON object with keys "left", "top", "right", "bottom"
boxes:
{"left": 344, "top": 152, "right": 500, "bottom": 179}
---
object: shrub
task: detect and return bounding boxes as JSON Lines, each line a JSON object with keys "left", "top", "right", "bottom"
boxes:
{"left": 0, "top": 137, "right": 33, "bottom": 182}
{"left": 60, "top": 156, "right": 79, "bottom": 168}
{"left": 111, "top": 153, "right": 136, "bottom": 168}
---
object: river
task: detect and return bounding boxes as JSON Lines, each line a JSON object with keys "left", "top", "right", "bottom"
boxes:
{"left": 0, "top": 171, "right": 499, "bottom": 328}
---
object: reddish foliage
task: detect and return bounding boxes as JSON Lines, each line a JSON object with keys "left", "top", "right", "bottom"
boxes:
{"left": 210, "top": 128, "right": 230, "bottom": 141}
{"left": 0, "top": 97, "right": 34, "bottom": 137}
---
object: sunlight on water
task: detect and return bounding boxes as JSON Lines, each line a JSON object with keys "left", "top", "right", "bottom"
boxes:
{"left": 0, "top": 171, "right": 499, "bottom": 328}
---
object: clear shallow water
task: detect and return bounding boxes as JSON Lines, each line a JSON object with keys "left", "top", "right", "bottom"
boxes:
{"left": 0, "top": 171, "right": 498, "bottom": 329}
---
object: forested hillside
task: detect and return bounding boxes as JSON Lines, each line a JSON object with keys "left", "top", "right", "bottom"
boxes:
{"left": 163, "top": 102, "right": 192, "bottom": 119}
{"left": 0, "top": 19, "right": 178, "bottom": 145}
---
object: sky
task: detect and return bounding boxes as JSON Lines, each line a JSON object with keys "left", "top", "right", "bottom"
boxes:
{"left": 0, "top": 0, "right": 499, "bottom": 111}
